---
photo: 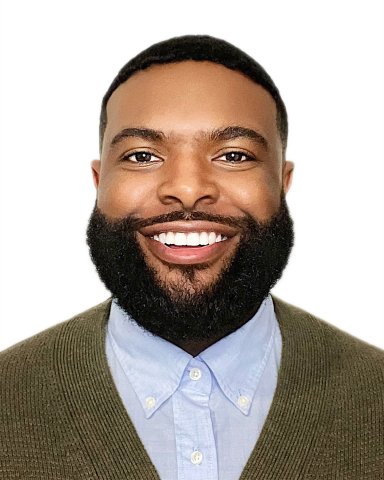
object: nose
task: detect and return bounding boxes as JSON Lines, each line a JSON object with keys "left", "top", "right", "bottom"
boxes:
{"left": 157, "top": 155, "right": 220, "bottom": 210}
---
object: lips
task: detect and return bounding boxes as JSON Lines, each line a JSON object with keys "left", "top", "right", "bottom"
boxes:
{"left": 138, "top": 221, "right": 239, "bottom": 265}
{"left": 140, "top": 220, "right": 237, "bottom": 237}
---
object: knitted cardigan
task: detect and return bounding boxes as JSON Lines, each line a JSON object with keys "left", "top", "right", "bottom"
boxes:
{"left": 1, "top": 297, "right": 383, "bottom": 479}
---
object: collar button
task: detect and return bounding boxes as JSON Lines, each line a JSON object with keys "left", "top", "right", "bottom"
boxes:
{"left": 237, "top": 395, "right": 250, "bottom": 408}
{"left": 145, "top": 396, "right": 156, "bottom": 409}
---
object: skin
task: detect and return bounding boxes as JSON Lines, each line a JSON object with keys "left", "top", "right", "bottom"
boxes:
{"left": 92, "top": 60, "right": 294, "bottom": 355}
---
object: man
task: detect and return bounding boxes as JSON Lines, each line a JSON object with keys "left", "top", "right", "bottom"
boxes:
{"left": 0, "top": 35, "right": 383, "bottom": 479}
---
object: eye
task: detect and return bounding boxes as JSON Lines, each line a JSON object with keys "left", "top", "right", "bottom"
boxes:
{"left": 218, "top": 151, "right": 256, "bottom": 163}
{"left": 122, "top": 151, "right": 161, "bottom": 163}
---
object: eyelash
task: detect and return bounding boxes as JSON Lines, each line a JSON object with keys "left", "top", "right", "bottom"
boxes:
{"left": 121, "top": 151, "right": 162, "bottom": 163}
{"left": 120, "top": 150, "right": 256, "bottom": 164}
{"left": 217, "top": 151, "right": 256, "bottom": 163}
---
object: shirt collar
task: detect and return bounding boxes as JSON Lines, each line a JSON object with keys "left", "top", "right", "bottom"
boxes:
{"left": 107, "top": 295, "right": 278, "bottom": 418}
{"left": 107, "top": 303, "right": 192, "bottom": 418}
{"left": 199, "top": 296, "right": 278, "bottom": 415}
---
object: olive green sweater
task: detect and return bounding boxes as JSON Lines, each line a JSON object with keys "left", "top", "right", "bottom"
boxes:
{"left": 1, "top": 298, "right": 383, "bottom": 479}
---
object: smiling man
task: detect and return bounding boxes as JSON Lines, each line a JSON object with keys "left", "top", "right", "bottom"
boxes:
{"left": 1, "top": 36, "right": 383, "bottom": 479}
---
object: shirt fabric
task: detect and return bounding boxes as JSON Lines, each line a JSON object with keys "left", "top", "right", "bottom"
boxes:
{"left": 106, "top": 295, "right": 282, "bottom": 480}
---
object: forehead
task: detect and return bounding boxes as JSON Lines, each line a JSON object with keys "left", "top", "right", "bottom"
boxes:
{"left": 104, "top": 61, "right": 279, "bottom": 148}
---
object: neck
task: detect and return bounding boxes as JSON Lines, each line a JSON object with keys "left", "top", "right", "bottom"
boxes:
{"left": 173, "top": 336, "right": 227, "bottom": 357}
{"left": 169, "top": 303, "right": 261, "bottom": 356}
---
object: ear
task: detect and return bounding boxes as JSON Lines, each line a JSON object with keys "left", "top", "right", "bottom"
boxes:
{"left": 91, "top": 160, "right": 101, "bottom": 189}
{"left": 282, "top": 160, "right": 294, "bottom": 194}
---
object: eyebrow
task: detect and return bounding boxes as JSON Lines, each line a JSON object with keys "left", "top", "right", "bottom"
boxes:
{"left": 110, "top": 127, "right": 164, "bottom": 146}
{"left": 209, "top": 126, "right": 268, "bottom": 150}
{"left": 109, "top": 125, "right": 268, "bottom": 150}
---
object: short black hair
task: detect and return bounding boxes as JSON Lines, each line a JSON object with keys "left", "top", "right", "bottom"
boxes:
{"left": 99, "top": 35, "right": 288, "bottom": 154}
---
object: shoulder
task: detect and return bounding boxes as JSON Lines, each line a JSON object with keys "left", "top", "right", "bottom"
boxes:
{"left": 272, "top": 295, "right": 384, "bottom": 394}
{"left": 273, "top": 296, "right": 383, "bottom": 356}
{"left": 0, "top": 299, "right": 112, "bottom": 390}
{"left": 0, "top": 300, "right": 112, "bottom": 476}
{"left": 270, "top": 299, "right": 384, "bottom": 475}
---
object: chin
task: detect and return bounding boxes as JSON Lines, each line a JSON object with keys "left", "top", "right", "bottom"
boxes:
{"left": 155, "top": 264, "right": 224, "bottom": 297}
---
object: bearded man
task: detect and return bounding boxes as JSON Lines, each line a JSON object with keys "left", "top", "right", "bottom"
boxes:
{"left": 1, "top": 35, "right": 383, "bottom": 480}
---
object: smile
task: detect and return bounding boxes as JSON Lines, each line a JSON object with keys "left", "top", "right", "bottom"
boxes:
{"left": 138, "top": 221, "right": 238, "bottom": 265}
{"left": 152, "top": 231, "right": 228, "bottom": 247}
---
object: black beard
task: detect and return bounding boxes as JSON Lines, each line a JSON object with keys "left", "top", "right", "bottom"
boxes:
{"left": 86, "top": 198, "right": 294, "bottom": 344}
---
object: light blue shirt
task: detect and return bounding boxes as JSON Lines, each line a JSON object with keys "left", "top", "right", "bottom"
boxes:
{"left": 106, "top": 295, "right": 282, "bottom": 480}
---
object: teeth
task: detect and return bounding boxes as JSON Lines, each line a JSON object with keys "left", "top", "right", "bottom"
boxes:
{"left": 208, "top": 232, "right": 216, "bottom": 245}
{"left": 165, "top": 232, "right": 175, "bottom": 245}
{"left": 199, "top": 232, "right": 209, "bottom": 245}
{"left": 174, "top": 232, "right": 187, "bottom": 246}
{"left": 187, "top": 232, "right": 200, "bottom": 246}
{"left": 153, "top": 231, "right": 228, "bottom": 246}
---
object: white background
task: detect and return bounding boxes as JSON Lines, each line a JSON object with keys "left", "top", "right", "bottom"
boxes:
{"left": 0, "top": 0, "right": 383, "bottom": 350}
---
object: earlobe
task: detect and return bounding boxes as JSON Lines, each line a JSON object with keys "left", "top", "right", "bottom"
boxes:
{"left": 91, "top": 160, "right": 101, "bottom": 189}
{"left": 283, "top": 161, "right": 294, "bottom": 193}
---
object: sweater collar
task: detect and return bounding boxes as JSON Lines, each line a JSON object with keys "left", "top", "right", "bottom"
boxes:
{"left": 107, "top": 296, "right": 277, "bottom": 418}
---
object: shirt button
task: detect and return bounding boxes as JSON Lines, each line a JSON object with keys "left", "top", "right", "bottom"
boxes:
{"left": 190, "top": 450, "right": 203, "bottom": 465}
{"left": 237, "top": 395, "right": 250, "bottom": 408}
{"left": 145, "top": 396, "right": 156, "bottom": 409}
{"left": 189, "top": 368, "right": 202, "bottom": 381}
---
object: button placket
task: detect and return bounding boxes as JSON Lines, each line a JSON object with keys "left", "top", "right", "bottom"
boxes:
{"left": 173, "top": 360, "right": 217, "bottom": 478}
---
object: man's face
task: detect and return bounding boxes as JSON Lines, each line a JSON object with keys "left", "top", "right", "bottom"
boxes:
{"left": 92, "top": 61, "right": 293, "bottom": 298}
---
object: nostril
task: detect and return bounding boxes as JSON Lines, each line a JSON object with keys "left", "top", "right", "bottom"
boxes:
{"left": 157, "top": 181, "right": 220, "bottom": 210}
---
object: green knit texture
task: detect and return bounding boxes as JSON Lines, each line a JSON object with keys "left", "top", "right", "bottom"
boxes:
{"left": 1, "top": 298, "right": 383, "bottom": 479}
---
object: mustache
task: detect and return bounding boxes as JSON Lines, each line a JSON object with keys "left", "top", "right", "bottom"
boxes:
{"left": 96, "top": 207, "right": 256, "bottom": 232}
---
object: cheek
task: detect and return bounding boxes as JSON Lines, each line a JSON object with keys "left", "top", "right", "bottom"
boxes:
{"left": 96, "top": 170, "right": 156, "bottom": 218}
{"left": 221, "top": 173, "right": 282, "bottom": 222}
